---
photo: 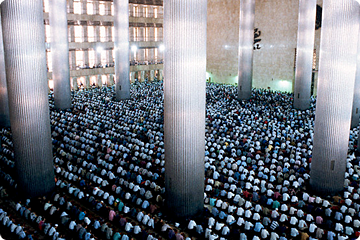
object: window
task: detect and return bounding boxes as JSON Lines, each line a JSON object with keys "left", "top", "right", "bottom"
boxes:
{"left": 87, "top": 1, "right": 94, "bottom": 15}
{"left": 145, "top": 28, "right": 149, "bottom": 41}
{"left": 144, "top": 7, "right": 148, "bottom": 17}
{"left": 43, "top": 0, "right": 49, "bottom": 13}
{"left": 154, "top": 28, "right": 158, "bottom": 41}
{"left": 155, "top": 48, "right": 158, "bottom": 61}
{"left": 76, "top": 50, "right": 84, "bottom": 67}
{"left": 74, "top": 26, "right": 83, "bottom": 42}
{"left": 100, "top": 26, "right": 106, "bottom": 42}
{"left": 74, "top": 0, "right": 81, "bottom": 14}
{"left": 45, "top": 25, "right": 51, "bottom": 42}
{"left": 89, "top": 49, "right": 96, "bottom": 67}
{"left": 88, "top": 26, "right": 95, "bottom": 42}
{"left": 99, "top": 3, "right": 105, "bottom": 15}
{"left": 133, "top": 6, "right": 138, "bottom": 17}
{"left": 101, "top": 51, "right": 107, "bottom": 66}
{"left": 112, "top": 27, "right": 115, "bottom": 42}
{"left": 154, "top": 8, "right": 158, "bottom": 18}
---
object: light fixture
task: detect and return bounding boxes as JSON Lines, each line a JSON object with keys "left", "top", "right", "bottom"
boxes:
{"left": 96, "top": 46, "right": 104, "bottom": 53}
{"left": 131, "top": 45, "right": 137, "bottom": 52}
{"left": 159, "top": 44, "right": 165, "bottom": 51}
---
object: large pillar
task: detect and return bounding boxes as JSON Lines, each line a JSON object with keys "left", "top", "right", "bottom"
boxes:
{"left": 310, "top": 0, "right": 359, "bottom": 194}
{"left": 114, "top": 0, "right": 130, "bottom": 100}
{"left": 351, "top": 13, "right": 360, "bottom": 129}
{"left": 237, "top": 0, "right": 255, "bottom": 100}
{"left": 1, "top": 0, "right": 55, "bottom": 197}
{"left": 293, "top": 0, "right": 317, "bottom": 110}
{"left": 164, "top": 0, "right": 206, "bottom": 218}
{"left": 49, "top": 0, "right": 72, "bottom": 110}
{"left": 0, "top": 13, "right": 10, "bottom": 127}
{"left": 108, "top": 74, "right": 115, "bottom": 86}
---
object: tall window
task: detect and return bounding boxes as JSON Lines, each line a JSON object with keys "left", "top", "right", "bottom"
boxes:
{"left": 133, "top": 6, "right": 138, "bottom": 17}
{"left": 43, "top": 0, "right": 49, "bottom": 12}
{"left": 45, "top": 25, "right": 51, "bottom": 42}
{"left": 101, "top": 51, "right": 107, "bottom": 66}
{"left": 99, "top": 3, "right": 105, "bottom": 15}
{"left": 145, "top": 28, "right": 149, "bottom": 41}
{"left": 144, "top": 7, "right": 148, "bottom": 17}
{"left": 154, "top": 8, "right": 158, "bottom": 18}
{"left": 88, "top": 26, "right": 95, "bottom": 42}
{"left": 89, "top": 49, "right": 96, "bottom": 67}
{"left": 74, "top": 26, "right": 83, "bottom": 42}
{"left": 87, "top": 1, "right": 94, "bottom": 15}
{"left": 74, "top": 0, "right": 81, "bottom": 14}
{"left": 112, "top": 27, "right": 115, "bottom": 42}
{"left": 100, "top": 26, "right": 106, "bottom": 42}
{"left": 155, "top": 48, "right": 158, "bottom": 61}
{"left": 76, "top": 50, "right": 84, "bottom": 67}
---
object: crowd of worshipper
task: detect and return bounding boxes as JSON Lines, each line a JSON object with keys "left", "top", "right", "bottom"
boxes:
{"left": 0, "top": 81, "right": 360, "bottom": 240}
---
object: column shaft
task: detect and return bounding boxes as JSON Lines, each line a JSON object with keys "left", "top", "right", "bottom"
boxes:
{"left": 72, "top": 77, "right": 78, "bottom": 91}
{"left": 150, "top": 70, "right": 154, "bottom": 81}
{"left": 0, "top": 13, "right": 10, "bottom": 127}
{"left": 85, "top": 76, "right": 90, "bottom": 89}
{"left": 237, "top": 0, "right": 255, "bottom": 100}
{"left": 351, "top": 13, "right": 360, "bottom": 129}
{"left": 114, "top": 0, "right": 130, "bottom": 100}
{"left": 1, "top": 0, "right": 55, "bottom": 197}
{"left": 164, "top": 0, "right": 206, "bottom": 218}
{"left": 49, "top": 0, "right": 72, "bottom": 110}
{"left": 159, "top": 69, "right": 163, "bottom": 81}
{"left": 310, "top": 0, "right": 359, "bottom": 194}
{"left": 97, "top": 75, "right": 103, "bottom": 87}
{"left": 238, "top": 0, "right": 255, "bottom": 100}
{"left": 293, "top": 0, "right": 317, "bottom": 110}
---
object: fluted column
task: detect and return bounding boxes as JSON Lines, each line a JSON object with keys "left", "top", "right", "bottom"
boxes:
{"left": 237, "top": 0, "right": 255, "bottom": 100}
{"left": 310, "top": 0, "right": 359, "bottom": 194}
{"left": 130, "top": 72, "right": 135, "bottom": 83}
{"left": 0, "top": 13, "right": 10, "bottom": 127}
{"left": 140, "top": 71, "right": 145, "bottom": 82}
{"left": 68, "top": 25, "right": 75, "bottom": 42}
{"left": 164, "top": 0, "right": 206, "bottom": 218}
{"left": 1, "top": 0, "right": 55, "bottom": 197}
{"left": 67, "top": 0, "right": 74, "bottom": 14}
{"left": 159, "top": 69, "right": 163, "bottom": 81}
{"left": 83, "top": 25, "right": 88, "bottom": 42}
{"left": 69, "top": 50, "right": 76, "bottom": 70}
{"left": 97, "top": 75, "right": 103, "bottom": 88}
{"left": 150, "top": 70, "right": 155, "bottom": 81}
{"left": 49, "top": 0, "right": 72, "bottom": 110}
{"left": 85, "top": 76, "right": 90, "bottom": 89}
{"left": 84, "top": 50, "right": 89, "bottom": 67}
{"left": 108, "top": 74, "right": 115, "bottom": 86}
{"left": 351, "top": 13, "right": 360, "bottom": 129}
{"left": 72, "top": 77, "right": 78, "bottom": 91}
{"left": 81, "top": 0, "right": 87, "bottom": 15}
{"left": 293, "top": 0, "right": 317, "bottom": 110}
{"left": 114, "top": 0, "right": 130, "bottom": 100}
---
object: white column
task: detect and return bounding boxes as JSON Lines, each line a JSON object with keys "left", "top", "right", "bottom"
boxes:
{"left": 310, "top": 0, "right": 360, "bottom": 194}
{"left": 114, "top": 0, "right": 130, "bottom": 100}
{"left": 150, "top": 70, "right": 154, "bottom": 81}
{"left": 72, "top": 77, "right": 78, "bottom": 91}
{"left": 49, "top": 0, "right": 72, "bottom": 110}
{"left": 97, "top": 75, "right": 103, "bottom": 87}
{"left": 351, "top": 13, "right": 360, "bottom": 129}
{"left": 1, "top": 0, "right": 55, "bottom": 197}
{"left": 237, "top": 0, "right": 255, "bottom": 100}
{"left": 0, "top": 13, "right": 10, "bottom": 127}
{"left": 293, "top": 0, "right": 317, "bottom": 110}
{"left": 164, "top": 0, "right": 207, "bottom": 218}
{"left": 85, "top": 75, "right": 90, "bottom": 89}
